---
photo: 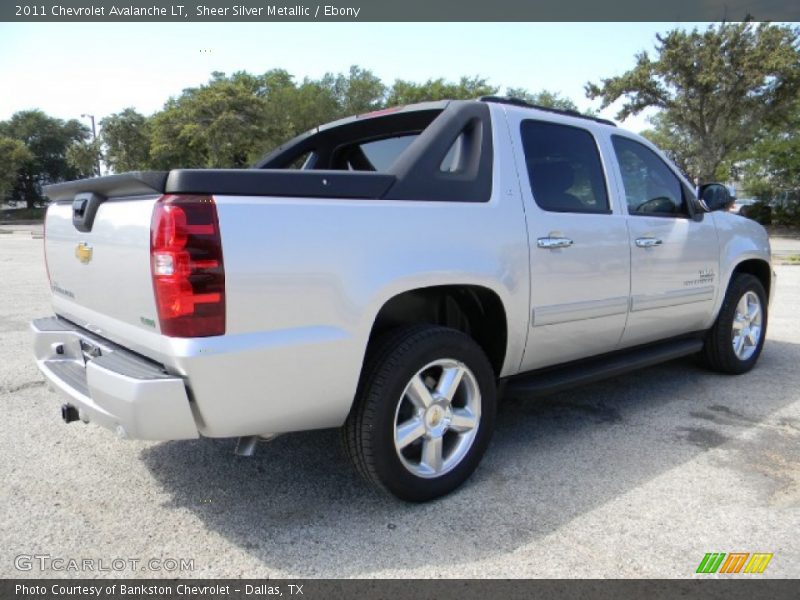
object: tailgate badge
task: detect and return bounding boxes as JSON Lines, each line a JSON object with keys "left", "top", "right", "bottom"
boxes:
{"left": 75, "top": 242, "right": 93, "bottom": 264}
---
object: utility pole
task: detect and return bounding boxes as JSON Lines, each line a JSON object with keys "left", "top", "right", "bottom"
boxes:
{"left": 81, "top": 113, "right": 102, "bottom": 177}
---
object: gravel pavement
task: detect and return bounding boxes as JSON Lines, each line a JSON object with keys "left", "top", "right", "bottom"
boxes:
{"left": 1, "top": 233, "right": 798, "bottom": 578}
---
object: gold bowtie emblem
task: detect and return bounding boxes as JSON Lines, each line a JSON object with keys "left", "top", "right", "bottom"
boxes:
{"left": 75, "top": 242, "right": 93, "bottom": 264}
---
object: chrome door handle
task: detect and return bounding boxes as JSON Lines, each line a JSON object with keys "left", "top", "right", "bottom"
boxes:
{"left": 635, "top": 237, "right": 663, "bottom": 248}
{"left": 537, "top": 237, "right": 574, "bottom": 249}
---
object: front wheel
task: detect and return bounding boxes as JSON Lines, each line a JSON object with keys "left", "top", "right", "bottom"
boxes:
{"left": 702, "top": 273, "right": 768, "bottom": 374}
{"left": 343, "top": 325, "right": 497, "bottom": 502}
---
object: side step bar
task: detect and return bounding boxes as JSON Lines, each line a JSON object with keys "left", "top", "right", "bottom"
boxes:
{"left": 504, "top": 337, "right": 704, "bottom": 399}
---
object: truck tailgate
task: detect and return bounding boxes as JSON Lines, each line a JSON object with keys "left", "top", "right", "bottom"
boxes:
{"left": 45, "top": 196, "right": 162, "bottom": 351}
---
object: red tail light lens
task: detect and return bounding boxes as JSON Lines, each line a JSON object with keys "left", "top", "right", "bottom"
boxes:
{"left": 150, "top": 195, "right": 225, "bottom": 337}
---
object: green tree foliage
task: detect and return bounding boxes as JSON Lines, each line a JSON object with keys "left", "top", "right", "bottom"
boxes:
{"left": 329, "top": 65, "right": 386, "bottom": 115}
{"left": 149, "top": 71, "right": 270, "bottom": 169}
{"left": 741, "top": 99, "right": 800, "bottom": 193}
{"left": 144, "top": 69, "right": 503, "bottom": 169}
{"left": 505, "top": 88, "right": 580, "bottom": 112}
{"left": 0, "top": 110, "right": 88, "bottom": 208}
{"left": 0, "top": 67, "right": 588, "bottom": 190}
{"left": 146, "top": 66, "right": 386, "bottom": 169}
{"left": 740, "top": 99, "right": 800, "bottom": 226}
{"left": 100, "top": 108, "right": 152, "bottom": 172}
{"left": 66, "top": 139, "right": 102, "bottom": 178}
{"left": 640, "top": 113, "right": 697, "bottom": 179}
{"left": 0, "top": 137, "right": 33, "bottom": 203}
{"left": 387, "top": 76, "right": 497, "bottom": 105}
{"left": 587, "top": 22, "right": 800, "bottom": 183}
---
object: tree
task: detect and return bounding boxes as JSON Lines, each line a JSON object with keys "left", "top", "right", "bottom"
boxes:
{"left": 741, "top": 99, "right": 800, "bottom": 192}
{"left": 258, "top": 70, "right": 339, "bottom": 149}
{"left": 149, "top": 71, "right": 270, "bottom": 169}
{"left": 387, "top": 76, "right": 497, "bottom": 105}
{"left": 586, "top": 22, "right": 800, "bottom": 183}
{"left": 0, "top": 137, "right": 33, "bottom": 203}
{"left": 738, "top": 98, "right": 800, "bottom": 225}
{"left": 640, "top": 112, "right": 698, "bottom": 179}
{"left": 327, "top": 65, "right": 386, "bottom": 115}
{"left": 100, "top": 108, "right": 152, "bottom": 173}
{"left": 505, "top": 88, "right": 583, "bottom": 112}
{"left": 0, "top": 110, "right": 89, "bottom": 208}
{"left": 66, "top": 139, "right": 102, "bottom": 178}
{"left": 287, "top": 78, "right": 340, "bottom": 132}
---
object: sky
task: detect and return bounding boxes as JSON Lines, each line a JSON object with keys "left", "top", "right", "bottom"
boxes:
{"left": 0, "top": 22, "right": 710, "bottom": 133}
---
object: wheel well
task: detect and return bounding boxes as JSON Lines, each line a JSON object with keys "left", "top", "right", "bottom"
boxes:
{"left": 732, "top": 259, "right": 771, "bottom": 298}
{"left": 369, "top": 285, "right": 508, "bottom": 375}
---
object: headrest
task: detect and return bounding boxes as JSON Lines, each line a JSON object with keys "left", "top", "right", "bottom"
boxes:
{"left": 531, "top": 160, "right": 575, "bottom": 193}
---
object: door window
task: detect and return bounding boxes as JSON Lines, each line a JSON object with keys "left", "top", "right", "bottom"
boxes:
{"left": 612, "top": 136, "right": 689, "bottom": 217}
{"left": 520, "top": 120, "right": 610, "bottom": 214}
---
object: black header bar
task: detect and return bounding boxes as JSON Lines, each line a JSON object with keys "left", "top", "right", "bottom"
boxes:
{"left": 3, "top": 0, "right": 800, "bottom": 22}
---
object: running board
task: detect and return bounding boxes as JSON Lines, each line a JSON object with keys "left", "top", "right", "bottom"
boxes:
{"left": 504, "top": 337, "right": 704, "bottom": 399}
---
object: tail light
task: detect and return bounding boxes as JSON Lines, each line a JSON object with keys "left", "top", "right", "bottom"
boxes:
{"left": 150, "top": 195, "right": 225, "bottom": 337}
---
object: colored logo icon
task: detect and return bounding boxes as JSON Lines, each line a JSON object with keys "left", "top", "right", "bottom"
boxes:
{"left": 696, "top": 552, "right": 773, "bottom": 574}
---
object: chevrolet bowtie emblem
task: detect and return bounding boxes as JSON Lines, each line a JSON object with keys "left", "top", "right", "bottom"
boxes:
{"left": 75, "top": 242, "right": 93, "bottom": 264}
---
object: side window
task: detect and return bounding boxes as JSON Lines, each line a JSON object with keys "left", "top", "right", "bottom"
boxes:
{"left": 520, "top": 120, "right": 610, "bottom": 214}
{"left": 611, "top": 136, "right": 689, "bottom": 217}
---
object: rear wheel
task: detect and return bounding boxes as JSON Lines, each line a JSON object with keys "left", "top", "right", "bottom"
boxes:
{"left": 702, "top": 274, "right": 767, "bottom": 374}
{"left": 343, "top": 325, "right": 496, "bottom": 502}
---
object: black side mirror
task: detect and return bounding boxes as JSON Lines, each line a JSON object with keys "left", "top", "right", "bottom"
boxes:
{"left": 699, "top": 183, "right": 732, "bottom": 212}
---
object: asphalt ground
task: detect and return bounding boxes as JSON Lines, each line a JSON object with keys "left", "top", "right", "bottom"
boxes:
{"left": 0, "top": 231, "right": 798, "bottom": 578}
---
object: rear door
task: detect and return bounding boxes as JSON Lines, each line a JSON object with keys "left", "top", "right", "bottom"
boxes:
{"left": 508, "top": 113, "right": 631, "bottom": 371}
{"left": 608, "top": 135, "right": 719, "bottom": 347}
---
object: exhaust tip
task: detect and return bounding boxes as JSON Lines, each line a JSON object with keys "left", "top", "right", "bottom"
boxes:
{"left": 234, "top": 435, "right": 259, "bottom": 457}
{"left": 61, "top": 404, "right": 80, "bottom": 424}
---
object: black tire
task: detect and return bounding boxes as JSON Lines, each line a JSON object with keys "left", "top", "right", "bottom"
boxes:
{"left": 342, "top": 325, "right": 497, "bottom": 502}
{"left": 702, "top": 273, "right": 768, "bottom": 374}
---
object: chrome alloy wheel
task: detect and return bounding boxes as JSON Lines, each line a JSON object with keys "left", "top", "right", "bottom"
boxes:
{"left": 393, "top": 359, "right": 481, "bottom": 479}
{"left": 732, "top": 290, "right": 763, "bottom": 361}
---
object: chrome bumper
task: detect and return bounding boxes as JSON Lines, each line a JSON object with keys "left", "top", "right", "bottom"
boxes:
{"left": 31, "top": 316, "right": 199, "bottom": 440}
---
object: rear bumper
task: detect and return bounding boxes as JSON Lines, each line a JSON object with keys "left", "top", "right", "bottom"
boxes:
{"left": 31, "top": 316, "right": 199, "bottom": 441}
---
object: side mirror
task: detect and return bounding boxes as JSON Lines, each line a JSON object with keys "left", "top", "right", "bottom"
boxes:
{"left": 699, "top": 183, "right": 733, "bottom": 212}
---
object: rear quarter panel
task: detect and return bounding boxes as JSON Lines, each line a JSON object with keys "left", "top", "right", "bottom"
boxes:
{"left": 176, "top": 108, "right": 531, "bottom": 437}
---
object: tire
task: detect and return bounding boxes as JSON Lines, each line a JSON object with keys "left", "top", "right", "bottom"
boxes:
{"left": 343, "top": 325, "right": 497, "bottom": 502}
{"left": 702, "top": 273, "right": 768, "bottom": 374}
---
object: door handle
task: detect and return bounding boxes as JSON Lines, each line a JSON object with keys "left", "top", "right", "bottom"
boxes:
{"left": 537, "top": 237, "right": 574, "bottom": 249}
{"left": 635, "top": 237, "right": 663, "bottom": 248}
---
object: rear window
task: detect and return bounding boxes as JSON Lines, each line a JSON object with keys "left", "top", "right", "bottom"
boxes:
{"left": 356, "top": 133, "right": 464, "bottom": 172}
{"left": 357, "top": 135, "right": 418, "bottom": 170}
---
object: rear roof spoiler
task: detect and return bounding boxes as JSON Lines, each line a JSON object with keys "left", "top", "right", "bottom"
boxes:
{"left": 43, "top": 171, "right": 168, "bottom": 202}
{"left": 42, "top": 169, "right": 397, "bottom": 202}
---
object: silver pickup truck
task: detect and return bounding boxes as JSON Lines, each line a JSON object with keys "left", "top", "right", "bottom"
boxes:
{"left": 32, "top": 97, "right": 774, "bottom": 501}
